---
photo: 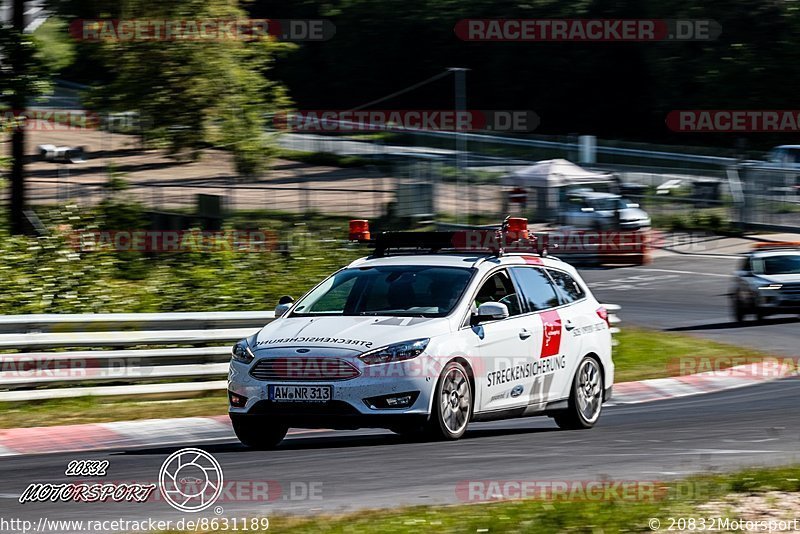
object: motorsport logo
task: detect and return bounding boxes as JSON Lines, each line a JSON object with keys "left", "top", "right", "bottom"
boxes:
{"left": 18, "top": 448, "right": 227, "bottom": 513}
{"left": 159, "top": 448, "right": 224, "bottom": 513}
{"left": 273, "top": 110, "right": 540, "bottom": 133}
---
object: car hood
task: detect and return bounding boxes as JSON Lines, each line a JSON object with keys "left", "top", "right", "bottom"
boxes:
{"left": 251, "top": 315, "right": 450, "bottom": 354}
{"left": 595, "top": 207, "right": 649, "bottom": 220}
{"left": 618, "top": 207, "right": 649, "bottom": 220}
{"left": 755, "top": 274, "right": 800, "bottom": 284}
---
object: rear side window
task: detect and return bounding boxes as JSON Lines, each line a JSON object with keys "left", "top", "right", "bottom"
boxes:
{"left": 509, "top": 267, "right": 560, "bottom": 312}
{"left": 548, "top": 269, "right": 586, "bottom": 303}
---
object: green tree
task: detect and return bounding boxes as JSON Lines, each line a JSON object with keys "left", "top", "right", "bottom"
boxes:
{"left": 0, "top": 0, "right": 52, "bottom": 234}
{"left": 81, "top": 0, "right": 293, "bottom": 176}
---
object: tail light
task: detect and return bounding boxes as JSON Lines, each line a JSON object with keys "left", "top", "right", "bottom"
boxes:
{"left": 596, "top": 307, "right": 610, "bottom": 328}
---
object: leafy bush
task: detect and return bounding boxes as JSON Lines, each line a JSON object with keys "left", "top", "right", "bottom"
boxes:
{"left": 0, "top": 207, "right": 362, "bottom": 314}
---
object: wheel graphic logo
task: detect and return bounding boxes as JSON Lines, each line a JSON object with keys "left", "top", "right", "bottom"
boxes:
{"left": 159, "top": 448, "right": 224, "bottom": 512}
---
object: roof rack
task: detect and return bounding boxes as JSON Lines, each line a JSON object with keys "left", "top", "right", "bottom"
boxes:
{"left": 752, "top": 241, "right": 800, "bottom": 252}
{"left": 351, "top": 218, "right": 547, "bottom": 258}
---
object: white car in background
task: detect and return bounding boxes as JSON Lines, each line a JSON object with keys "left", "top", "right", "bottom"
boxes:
{"left": 560, "top": 191, "right": 651, "bottom": 231}
{"left": 228, "top": 223, "right": 614, "bottom": 449}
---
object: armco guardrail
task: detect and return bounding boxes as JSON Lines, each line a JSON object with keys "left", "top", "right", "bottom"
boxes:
{"left": 605, "top": 303, "right": 622, "bottom": 341}
{"left": 0, "top": 311, "right": 275, "bottom": 402}
{"left": 0, "top": 306, "right": 621, "bottom": 401}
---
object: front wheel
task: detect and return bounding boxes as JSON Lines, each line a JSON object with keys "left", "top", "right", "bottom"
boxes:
{"left": 732, "top": 297, "right": 746, "bottom": 323}
{"left": 427, "top": 361, "right": 472, "bottom": 440}
{"left": 231, "top": 416, "right": 288, "bottom": 449}
{"left": 553, "top": 356, "right": 604, "bottom": 430}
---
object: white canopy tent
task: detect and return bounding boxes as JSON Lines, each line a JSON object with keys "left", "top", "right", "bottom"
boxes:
{"left": 501, "top": 159, "right": 615, "bottom": 221}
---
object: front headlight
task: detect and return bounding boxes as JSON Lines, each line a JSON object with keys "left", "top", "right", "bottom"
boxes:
{"left": 231, "top": 340, "right": 255, "bottom": 364}
{"left": 358, "top": 338, "right": 429, "bottom": 365}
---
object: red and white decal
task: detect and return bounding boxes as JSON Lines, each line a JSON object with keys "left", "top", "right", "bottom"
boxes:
{"left": 522, "top": 255, "right": 543, "bottom": 265}
{"left": 539, "top": 310, "right": 562, "bottom": 358}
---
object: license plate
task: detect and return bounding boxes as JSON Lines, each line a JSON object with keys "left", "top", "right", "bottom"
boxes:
{"left": 269, "top": 385, "right": 332, "bottom": 402}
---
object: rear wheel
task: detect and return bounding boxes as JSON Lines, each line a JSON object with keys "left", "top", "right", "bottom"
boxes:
{"left": 231, "top": 416, "right": 288, "bottom": 449}
{"left": 427, "top": 361, "right": 472, "bottom": 440}
{"left": 554, "top": 356, "right": 604, "bottom": 430}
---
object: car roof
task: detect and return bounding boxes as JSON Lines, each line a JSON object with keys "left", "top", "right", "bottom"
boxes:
{"left": 347, "top": 253, "right": 571, "bottom": 271}
{"left": 568, "top": 191, "right": 620, "bottom": 200}
{"left": 773, "top": 145, "right": 800, "bottom": 150}
{"left": 749, "top": 249, "right": 800, "bottom": 258}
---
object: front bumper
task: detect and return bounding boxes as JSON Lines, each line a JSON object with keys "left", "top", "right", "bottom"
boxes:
{"left": 228, "top": 356, "right": 434, "bottom": 429}
{"left": 229, "top": 401, "right": 429, "bottom": 429}
{"left": 757, "top": 290, "right": 800, "bottom": 310}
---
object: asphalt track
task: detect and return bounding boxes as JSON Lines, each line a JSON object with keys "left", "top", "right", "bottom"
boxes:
{"left": 0, "top": 254, "right": 798, "bottom": 528}
{"left": 580, "top": 254, "right": 800, "bottom": 355}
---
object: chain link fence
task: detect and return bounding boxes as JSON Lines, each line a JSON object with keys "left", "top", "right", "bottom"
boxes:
{"left": 3, "top": 124, "right": 799, "bottom": 230}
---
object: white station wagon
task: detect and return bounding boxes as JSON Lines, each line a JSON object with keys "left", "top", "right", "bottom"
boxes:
{"left": 228, "top": 220, "right": 614, "bottom": 448}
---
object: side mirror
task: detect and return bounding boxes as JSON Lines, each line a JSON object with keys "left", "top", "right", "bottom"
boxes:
{"left": 580, "top": 207, "right": 595, "bottom": 213}
{"left": 471, "top": 302, "right": 510, "bottom": 324}
{"left": 275, "top": 295, "right": 294, "bottom": 317}
{"left": 626, "top": 203, "right": 640, "bottom": 209}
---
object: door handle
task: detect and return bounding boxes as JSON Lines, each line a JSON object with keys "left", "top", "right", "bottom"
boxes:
{"left": 519, "top": 329, "right": 532, "bottom": 339}
{"left": 564, "top": 321, "right": 576, "bottom": 331}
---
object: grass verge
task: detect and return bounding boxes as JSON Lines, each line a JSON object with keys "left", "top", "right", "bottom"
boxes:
{"left": 162, "top": 465, "right": 800, "bottom": 533}
{"left": 613, "top": 326, "right": 775, "bottom": 383}
{"left": 0, "top": 392, "right": 227, "bottom": 429}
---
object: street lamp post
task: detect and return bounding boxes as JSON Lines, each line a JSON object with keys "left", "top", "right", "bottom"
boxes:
{"left": 449, "top": 68, "right": 469, "bottom": 225}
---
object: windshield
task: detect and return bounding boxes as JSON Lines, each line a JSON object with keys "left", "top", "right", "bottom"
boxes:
{"left": 291, "top": 266, "right": 474, "bottom": 317}
{"left": 590, "top": 198, "right": 626, "bottom": 211}
{"left": 786, "top": 149, "right": 800, "bottom": 163}
{"left": 752, "top": 255, "right": 800, "bottom": 275}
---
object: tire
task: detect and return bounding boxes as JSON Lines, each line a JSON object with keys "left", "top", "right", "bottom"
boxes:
{"left": 554, "top": 356, "right": 604, "bottom": 430}
{"left": 732, "top": 297, "right": 746, "bottom": 323}
{"left": 427, "top": 360, "right": 472, "bottom": 440}
{"left": 231, "top": 416, "right": 288, "bottom": 450}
